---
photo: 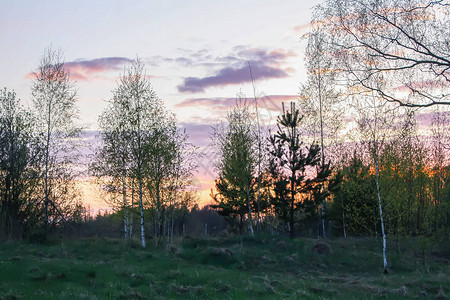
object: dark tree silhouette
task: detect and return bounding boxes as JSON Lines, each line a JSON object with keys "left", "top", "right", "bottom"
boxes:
{"left": 0, "top": 88, "right": 40, "bottom": 239}
{"left": 268, "top": 102, "right": 334, "bottom": 239}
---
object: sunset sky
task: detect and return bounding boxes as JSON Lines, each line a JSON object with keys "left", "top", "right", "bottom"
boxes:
{"left": 1, "top": 0, "right": 324, "bottom": 211}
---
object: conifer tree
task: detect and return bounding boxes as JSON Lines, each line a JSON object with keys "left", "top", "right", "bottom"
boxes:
{"left": 268, "top": 102, "right": 333, "bottom": 239}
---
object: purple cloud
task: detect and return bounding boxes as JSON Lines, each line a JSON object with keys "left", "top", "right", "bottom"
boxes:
{"left": 65, "top": 57, "right": 132, "bottom": 79}
{"left": 177, "top": 48, "right": 295, "bottom": 93}
{"left": 178, "top": 64, "right": 287, "bottom": 93}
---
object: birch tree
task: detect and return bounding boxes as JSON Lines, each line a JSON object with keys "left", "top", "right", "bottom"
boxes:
{"left": 115, "top": 58, "right": 170, "bottom": 247}
{"left": 300, "top": 22, "right": 343, "bottom": 237}
{"left": 0, "top": 88, "right": 40, "bottom": 239}
{"left": 211, "top": 95, "right": 257, "bottom": 236}
{"left": 163, "top": 128, "right": 198, "bottom": 243}
{"left": 248, "top": 63, "right": 269, "bottom": 231}
{"left": 145, "top": 124, "right": 178, "bottom": 244}
{"left": 95, "top": 57, "right": 197, "bottom": 245}
{"left": 93, "top": 88, "right": 134, "bottom": 239}
{"left": 31, "top": 47, "right": 82, "bottom": 230}
{"left": 354, "top": 91, "right": 395, "bottom": 273}
{"left": 314, "top": 0, "right": 450, "bottom": 108}
{"left": 96, "top": 57, "right": 175, "bottom": 247}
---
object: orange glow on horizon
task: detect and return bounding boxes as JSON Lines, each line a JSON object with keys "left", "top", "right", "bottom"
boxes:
{"left": 79, "top": 176, "right": 216, "bottom": 215}
{"left": 78, "top": 179, "right": 113, "bottom": 216}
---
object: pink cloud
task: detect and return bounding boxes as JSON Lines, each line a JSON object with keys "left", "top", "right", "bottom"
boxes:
{"left": 293, "top": 22, "right": 312, "bottom": 34}
{"left": 25, "top": 57, "right": 132, "bottom": 81}
{"left": 67, "top": 57, "right": 130, "bottom": 73}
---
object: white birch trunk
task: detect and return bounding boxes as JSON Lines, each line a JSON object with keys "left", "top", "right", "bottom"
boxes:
{"left": 372, "top": 96, "right": 387, "bottom": 273}
{"left": 129, "top": 211, "right": 133, "bottom": 239}
{"left": 375, "top": 159, "right": 388, "bottom": 273}
{"left": 138, "top": 124, "right": 145, "bottom": 247}
{"left": 128, "top": 186, "right": 134, "bottom": 239}
{"left": 44, "top": 103, "right": 51, "bottom": 230}
{"left": 122, "top": 175, "right": 128, "bottom": 239}
{"left": 137, "top": 92, "right": 146, "bottom": 248}
{"left": 139, "top": 174, "right": 146, "bottom": 248}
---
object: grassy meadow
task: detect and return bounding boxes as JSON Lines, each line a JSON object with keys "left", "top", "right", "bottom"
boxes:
{"left": 0, "top": 235, "right": 448, "bottom": 299}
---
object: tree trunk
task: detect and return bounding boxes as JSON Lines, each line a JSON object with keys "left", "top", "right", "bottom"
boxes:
{"left": 246, "top": 183, "right": 254, "bottom": 237}
{"left": 318, "top": 70, "right": 327, "bottom": 239}
{"left": 122, "top": 174, "right": 128, "bottom": 239}
{"left": 139, "top": 172, "right": 146, "bottom": 248}
{"left": 289, "top": 197, "right": 295, "bottom": 239}
{"left": 342, "top": 198, "right": 347, "bottom": 239}
{"left": 137, "top": 97, "right": 146, "bottom": 248}
{"left": 44, "top": 104, "right": 51, "bottom": 231}
{"left": 249, "top": 62, "right": 262, "bottom": 231}
{"left": 375, "top": 156, "right": 388, "bottom": 273}
{"left": 129, "top": 184, "right": 134, "bottom": 239}
{"left": 290, "top": 166, "right": 295, "bottom": 239}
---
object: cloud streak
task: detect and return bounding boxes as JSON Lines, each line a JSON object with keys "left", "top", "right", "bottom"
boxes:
{"left": 177, "top": 48, "right": 295, "bottom": 93}
{"left": 176, "top": 94, "right": 298, "bottom": 112}
{"left": 25, "top": 57, "right": 132, "bottom": 81}
{"left": 179, "top": 64, "right": 287, "bottom": 93}
{"left": 65, "top": 57, "right": 132, "bottom": 80}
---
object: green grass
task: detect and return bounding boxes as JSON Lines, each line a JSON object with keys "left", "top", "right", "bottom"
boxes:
{"left": 0, "top": 235, "right": 448, "bottom": 299}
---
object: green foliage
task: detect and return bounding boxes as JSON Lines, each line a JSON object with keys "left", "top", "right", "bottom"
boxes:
{"left": 330, "top": 138, "right": 450, "bottom": 240}
{"left": 211, "top": 95, "right": 258, "bottom": 234}
{"left": 93, "top": 58, "right": 198, "bottom": 245}
{"left": 0, "top": 88, "right": 41, "bottom": 240}
{"left": 330, "top": 153, "right": 378, "bottom": 236}
{"left": 268, "top": 102, "right": 333, "bottom": 238}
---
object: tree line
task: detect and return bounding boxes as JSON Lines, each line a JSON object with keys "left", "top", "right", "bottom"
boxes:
{"left": 209, "top": 0, "right": 449, "bottom": 274}
{"left": 0, "top": 51, "right": 198, "bottom": 246}
{"left": 91, "top": 58, "right": 198, "bottom": 247}
{"left": 1, "top": 0, "right": 449, "bottom": 273}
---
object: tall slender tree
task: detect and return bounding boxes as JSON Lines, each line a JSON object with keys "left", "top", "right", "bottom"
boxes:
{"left": 248, "top": 62, "right": 266, "bottom": 231}
{"left": 354, "top": 91, "right": 395, "bottom": 273}
{"left": 31, "top": 47, "right": 82, "bottom": 230}
{"left": 211, "top": 95, "right": 257, "bottom": 236}
{"left": 95, "top": 57, "right": 179, "bottom": 247}
{"left": 164, "top": 128, "right": 199, "bottom": 243}
{"left": 93, "top": 88, "right": 133, "bottom": 239}
{"left": 0, "top": 88, "right": 40, "bottom": 239}
{"left": 300, "top": 22, "right": 343, "bottom": 237}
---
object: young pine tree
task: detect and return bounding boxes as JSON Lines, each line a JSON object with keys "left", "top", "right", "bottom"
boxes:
{"left": 269, "top": 102, "right": 333, "bottom": 239}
